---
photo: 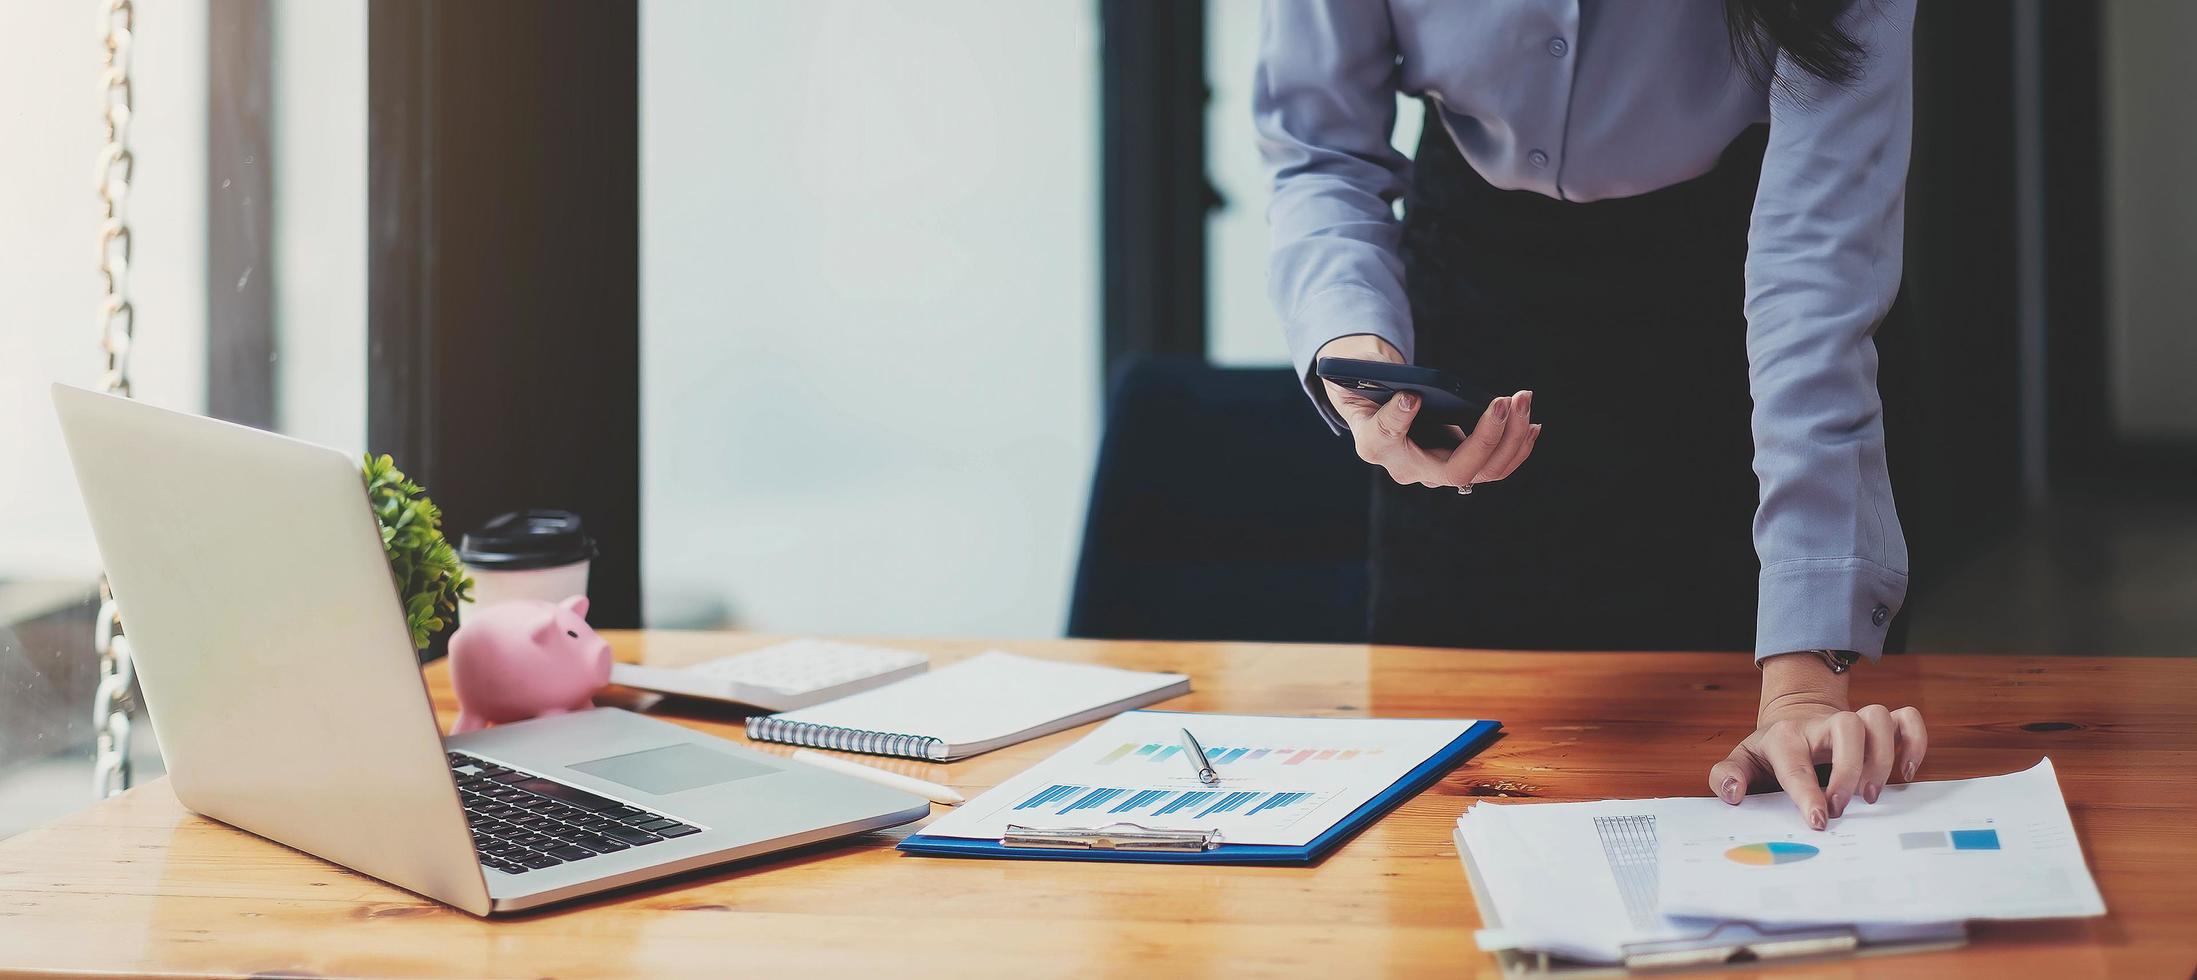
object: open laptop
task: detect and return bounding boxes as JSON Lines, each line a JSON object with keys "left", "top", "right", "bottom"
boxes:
{"left": 51, "top": 384, "right": 930, "bottom": 915}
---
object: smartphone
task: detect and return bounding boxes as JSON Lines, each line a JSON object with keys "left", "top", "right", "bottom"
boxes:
{"left": 1314, "top": 356, "right": 1499, "bottom": 429}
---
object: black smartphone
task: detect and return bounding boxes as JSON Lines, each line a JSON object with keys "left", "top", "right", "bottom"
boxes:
{"left": 1314, "top": 356, "right": 1499, "bottom": 429}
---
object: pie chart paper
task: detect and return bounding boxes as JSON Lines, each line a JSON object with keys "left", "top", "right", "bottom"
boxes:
{"left": 1660, "top": 758, "right": 2106, "bottom": 925}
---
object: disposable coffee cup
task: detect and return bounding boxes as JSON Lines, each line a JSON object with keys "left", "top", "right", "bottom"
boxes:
{"left": 458, "top": 510, "right": 597, "bottom": 613}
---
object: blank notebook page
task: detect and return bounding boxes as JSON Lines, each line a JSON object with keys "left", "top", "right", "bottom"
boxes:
{"left": 763, "top": 651, "right": 1191, "bottom": 755}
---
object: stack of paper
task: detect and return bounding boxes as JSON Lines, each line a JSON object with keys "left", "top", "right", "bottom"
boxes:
{"left": 1455, "top": 759, "right": 2104, "bottom": 968}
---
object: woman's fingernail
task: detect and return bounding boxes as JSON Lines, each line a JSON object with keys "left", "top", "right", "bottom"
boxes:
{"left": 1491, "top": 399, "right": 1509, "bottom": 421}
{"left": 1829, "top": 791, "right": 1848, "bottom": 819}
{"left": 1904, "top": 760, "right": 1918, "bottom": 781}
{"left": 1397, "top": 393, "right": 1417, "bottom": 410}
{"left": 1809, "top": 807, "right": 1827, "bottom": 831}
{"left": 1721, "top": 777, "right": 1739, "bottom": 803}
{"left": 1864, "top": 782, "right": 1880, "bottom": 804}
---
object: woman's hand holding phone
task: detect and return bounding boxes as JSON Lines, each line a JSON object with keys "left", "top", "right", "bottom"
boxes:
{"left": 1315, "top": 334, "right": 1541, "bottom": 490}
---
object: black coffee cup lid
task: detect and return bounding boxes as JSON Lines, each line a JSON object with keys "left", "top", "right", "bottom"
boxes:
{"left": 459, "top": 510, "right": 597, "bottom": 570}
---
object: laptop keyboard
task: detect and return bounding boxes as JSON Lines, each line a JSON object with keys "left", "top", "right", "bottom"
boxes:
{"left": 447, "top": 751, "right": 702, "bottom": 876}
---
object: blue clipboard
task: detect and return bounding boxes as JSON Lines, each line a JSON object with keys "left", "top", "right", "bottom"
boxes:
{"left": 896, "top": 718, "right": 1502, "bottom": 865}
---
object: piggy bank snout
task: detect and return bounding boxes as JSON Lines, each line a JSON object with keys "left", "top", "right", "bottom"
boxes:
{"left": 546, "top": 631, "right": 602, "bottom": 662}
{"left": 450, "top": 601, "right": 608, "bottom": 694}
{"left": 543, "top": 624, "right": 612, "bottom": 682}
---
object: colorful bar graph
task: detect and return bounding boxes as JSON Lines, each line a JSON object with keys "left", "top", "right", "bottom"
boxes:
{"left": 1012, "top": 783, "right": 1323, "bottom": 822}
{"left": 1197, "top": 791, "right": 1260, "bottom": 818}
{"left": 1247, "top": 791, "right": 1312, "bottom": 815}
{"left": 1016, "top": 785, "right": 1088, "bottom": 810}
{"left": 1095, "top": 743, "right": 1383, "bottom": 766}
{"left": 1108, "top": 789, "right": 1170, "bottom": 814}
{"left": 1156, "top": 791, "right": 1219, "bottom": 815}
{"left": 1063, "top": 788, "right": 1126, "bottom": 813}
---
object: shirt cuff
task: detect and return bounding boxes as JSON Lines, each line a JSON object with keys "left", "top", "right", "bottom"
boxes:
{"left": 1285, "top": 284, "right": 1415, "bottom": 434}
{"left": 1755, "top": 558, "right": 1908, "bottom": 663}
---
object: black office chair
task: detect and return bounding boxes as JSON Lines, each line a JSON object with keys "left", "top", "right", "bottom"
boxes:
{"left": 1067, "top": 357, "right": 1371, "bottom": 643}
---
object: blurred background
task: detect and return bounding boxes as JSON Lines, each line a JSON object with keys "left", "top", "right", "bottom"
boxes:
{"left": 2, "top": 1, "right": 2191, "bottom": 835}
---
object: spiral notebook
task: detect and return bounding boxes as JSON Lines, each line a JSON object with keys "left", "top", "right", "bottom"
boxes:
{"left": 744, "top": 651, "right": 1191, "bottom": 761}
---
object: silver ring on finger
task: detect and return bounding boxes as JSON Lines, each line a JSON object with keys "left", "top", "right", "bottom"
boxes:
{"left": 1456, "top": 483, "right": 1474, "bottom": 495}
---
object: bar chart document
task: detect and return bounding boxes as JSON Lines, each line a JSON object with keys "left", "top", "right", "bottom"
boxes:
{"left": 1658, "top": 758, "right": 2106, "bottom": 925}
{"left": 919, "top": 712, "right": 1481, "bottom": 847}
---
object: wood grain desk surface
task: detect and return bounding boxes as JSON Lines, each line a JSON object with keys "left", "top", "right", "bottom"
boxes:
{"left": 0, "top": 633, "right": 2192, "bottom": 979}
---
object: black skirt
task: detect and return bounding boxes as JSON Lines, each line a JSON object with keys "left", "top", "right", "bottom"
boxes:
{"left": 1370, "top": 116, "right": 1905, "bottom": 653}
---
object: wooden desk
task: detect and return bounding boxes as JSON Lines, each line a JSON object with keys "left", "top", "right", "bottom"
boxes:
{"left": 1, "top": 634, "right": 2192, "bottom": 978}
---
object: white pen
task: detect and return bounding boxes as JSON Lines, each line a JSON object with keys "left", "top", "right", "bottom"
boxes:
{"left": 1179, "top": 727, "right": 1219, "bottom": 785}
{"left": 791, "top": 749, "right": 965, "bottom": 806}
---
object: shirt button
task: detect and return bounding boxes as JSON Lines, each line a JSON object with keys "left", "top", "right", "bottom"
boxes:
{"left": 1547, "top": 37, "right": 1569, "bottom": 57}
{"left": 1871, "top": 604, "right": 1890, "bottom": 627}
{"left": 1528, "top": 149, "right": 1549, "bottom": 168}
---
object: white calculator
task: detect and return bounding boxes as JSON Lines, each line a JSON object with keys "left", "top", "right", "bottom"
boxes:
{"left": 608, "top": 639, "right": 930, "bottom": 711}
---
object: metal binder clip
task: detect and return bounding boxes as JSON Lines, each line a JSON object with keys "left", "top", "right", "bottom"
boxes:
{"left": 1620, "top": 923, "right": 1861, "bottom": 971}
{"left": 1001, "top": 822, "right": 1223, "bottom": 852}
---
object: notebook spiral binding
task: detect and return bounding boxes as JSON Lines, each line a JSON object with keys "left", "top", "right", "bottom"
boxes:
{"left": 745, "top": 716, "right": 949, "bottom": 761}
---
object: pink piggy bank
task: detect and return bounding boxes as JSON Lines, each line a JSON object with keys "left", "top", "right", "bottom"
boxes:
{"left": 447, "top": 595, "right": 612, "bottom": 735}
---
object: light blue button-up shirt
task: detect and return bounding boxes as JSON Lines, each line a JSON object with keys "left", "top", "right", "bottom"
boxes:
{"left": 1258, "top": 0, "right": 1915, "bottom": 661}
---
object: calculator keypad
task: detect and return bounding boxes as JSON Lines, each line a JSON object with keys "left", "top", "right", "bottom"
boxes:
{"left": 689, "top": 641, "right": 927, "bottom": 695}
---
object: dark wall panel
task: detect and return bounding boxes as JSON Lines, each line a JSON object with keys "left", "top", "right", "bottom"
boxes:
{"left": 1897, "top": 5, "right": 2025, "bottom": 594}
{"left": 368, "top": 0, "right": 641, "bottom": 630}
{"left": 1101, "top": 0, "right": 1209, "bottom": 381}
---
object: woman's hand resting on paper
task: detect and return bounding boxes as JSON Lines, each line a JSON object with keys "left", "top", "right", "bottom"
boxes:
{"left": 1314, "top": 334, "right": 1540, "bottom": 490}
{"left": 1707, "top": 653, "right": 1929, "bottom": 829}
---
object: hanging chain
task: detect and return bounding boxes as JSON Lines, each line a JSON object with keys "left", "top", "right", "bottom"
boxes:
{"left": 92, "top": 0, "right": 138, "bottom": 800}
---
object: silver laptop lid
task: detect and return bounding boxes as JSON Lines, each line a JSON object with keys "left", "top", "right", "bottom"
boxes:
{"left": 52, "top": 384, "right": 491, "bottom": 915}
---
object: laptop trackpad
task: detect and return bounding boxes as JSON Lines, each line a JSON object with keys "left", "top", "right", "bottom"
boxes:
{"left": 569, "top": 743, "right": 776, "bottom": 796}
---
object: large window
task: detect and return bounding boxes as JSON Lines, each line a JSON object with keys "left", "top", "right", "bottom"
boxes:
{"left": 1203, "top": 0, "right": 1420, "bottom": 368}
{"left": 271, "top": 0, "right": 368, "bottom": 450}
{"left": 0, "top": 0, "right": 367, "bottom": 836}
{"left": 640, "top": 1, "right": 1101, "bottom": 637}
{"left": 0, "top": 0, "right": 210, "bottom": 835}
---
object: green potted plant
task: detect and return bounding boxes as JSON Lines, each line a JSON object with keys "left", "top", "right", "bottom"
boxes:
{"left": 362, "top": 454, "right": 473, "bottom": 651}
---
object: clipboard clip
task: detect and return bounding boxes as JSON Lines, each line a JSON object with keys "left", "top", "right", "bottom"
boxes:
{"left": 1002, "top": 822, "right": 1224, "bottom": 852}
{"left": 1619, "top": 923, "right": 1860, "bottom": 971}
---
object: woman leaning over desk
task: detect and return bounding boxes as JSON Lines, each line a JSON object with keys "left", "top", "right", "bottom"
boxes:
{"left": 1259, "top": 0, "right": 1925, "bottom": 829}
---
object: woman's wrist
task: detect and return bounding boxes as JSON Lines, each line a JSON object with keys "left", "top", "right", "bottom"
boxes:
{"left": 1313, "top": 334, "right": 1406, "bottom": 419}
{"left": 1315, "top": 333, "right": 1404, "bottom": 364}
{"left": 1758, "top": 651, "right": 1851, "bottom": 717}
